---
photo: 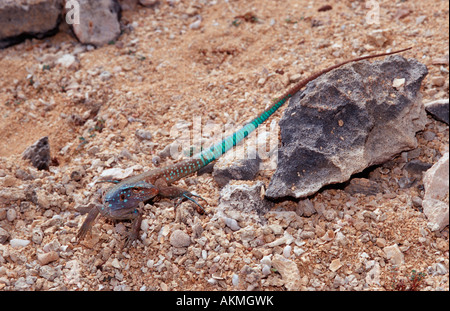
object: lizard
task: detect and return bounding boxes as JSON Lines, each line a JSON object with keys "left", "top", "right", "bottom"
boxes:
{"left": 76, "top": 47, "right": 411, "bottom": 247}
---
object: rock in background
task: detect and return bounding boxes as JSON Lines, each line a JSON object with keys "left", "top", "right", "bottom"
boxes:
{"left": 22, "top": 136, "right": 52, "bottom": 170}
{"left": 424, "top": 99, "right": 449, "bottom": 125}
{"left": 266, "top": 55, "right": 428, "bottom": 199}
{"left": 71, "top": 0, "right": 121, "bottom": 46}
{"left": 0, "top": 0, "right": 63, "bottom": 49}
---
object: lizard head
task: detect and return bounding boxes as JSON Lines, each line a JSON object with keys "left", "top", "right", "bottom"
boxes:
{"left": 99, "top": 181, "right": 159, "bottom": 219}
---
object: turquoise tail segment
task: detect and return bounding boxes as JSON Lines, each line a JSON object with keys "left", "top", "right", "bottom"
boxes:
{"left": 198, "top": 94, "right": 292, "bottom": 166}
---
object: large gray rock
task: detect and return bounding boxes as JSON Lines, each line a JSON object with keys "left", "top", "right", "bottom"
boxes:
{"left": 71, "top": 0, "right": 121, "bottom": 46}
{"left": 0, "top": 0, "right": 63, "bottom": 49}
{"left": 266, "top": 55, "right": 428, "bottom": 199}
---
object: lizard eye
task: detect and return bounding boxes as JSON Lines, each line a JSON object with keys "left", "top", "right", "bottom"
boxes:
{"left": 120, "top": 193, "right": 126, "bottom": 201}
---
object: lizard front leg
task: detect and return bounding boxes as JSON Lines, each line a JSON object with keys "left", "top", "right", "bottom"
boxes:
{"left": 76, "top": 205, "right": 100, "bottom": 241}
{"left": 123, "top": 209, "right": 142, "bottom": 248}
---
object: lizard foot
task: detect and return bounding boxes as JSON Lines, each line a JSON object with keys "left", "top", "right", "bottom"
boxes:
{"left": 175, "top": 192, "right": 208, "bottom": 214}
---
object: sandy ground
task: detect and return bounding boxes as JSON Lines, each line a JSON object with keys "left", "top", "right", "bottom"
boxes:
{"left": 0, "top": 0, "right": 448, "bottom": 291}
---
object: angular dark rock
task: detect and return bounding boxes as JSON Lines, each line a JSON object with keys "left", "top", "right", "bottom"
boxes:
{"left": 344, "top": 178, "right": 383, "bottom": 196}
{"left": 424, "top": 99, "right": 449, "bottom": 125}
{"left": 0, "top": 0, "right": 63, "bottom": 49}
{"left": 266, "top": 55, "right": 428, "bottom": 199}
{"left": 22, "top": 136, "right": 51, "bottom": 170}
{"left": 213, "top": 151, "right": 261, "bottom": 187}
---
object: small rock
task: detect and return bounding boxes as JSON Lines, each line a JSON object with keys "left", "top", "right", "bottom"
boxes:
{"left": 37, "top": 251, "right": 59, "bottom": 265}
{"left": 296, "top": 199, "right": 316, "bottom": 217}
{"left": 424, "top": 99, "right": 449, "bottom": 125}
{"left": 283, "top": 245, "right": 291, "bottom": 258}
{"left": 32, "top": 228, "right": 44, "bottom": 245}
{"left": 135, "top": 129, "right": 152, "bottom": 140}
{"left": 375, "top": 237, "right": 387, "bottom": 248}
{"left": 0, "top": 227, "right": 9, "bottom": 244}
{"left": 111, "top": 258, "right": 121, "bottom": 269}
{"left": 6, "top": 209, "right": 16, "bottom": 222}
{"left": 22, "top": 136, "right": 51, "bottom": 170}
{"left": 383, "top": 244, "right": 404, "bottom": 266}
{"left": 422, "top": 131, "right": 436, "bottom": 141}
{"left": 411, "top": 196, "right": 423, "bottom": 208}
{"left": 224, "top": 217, "right": 240, "bottom": 231}
{"left": 213, "top": 147, "right": 261, "bottom": 187}
{"left": 365, "top": 261, "right": 381, "bottom": 285}
{"left": 344, "top": 178, "right": 382, "bottom": 196}
{"left": 169, "top": 230, "right": 191, "bottom": 248}
{"left": 72, "top": 0, "right": 121, "bottom": 46}
{"left": 232, "top": 274, "right": 239, "bottom": 287}
{"left": 100, "top": 167, "right": 134, "bottom": 181}
{"left": 39, "top": 265, "right": 59, "bottom": 281}
{"left": 422, "top": 152, "right": 449, "bottom": 231}
{"left": 329, "top": 258, "right": 342, "bottom": 272}
{"left": 189, "top": 19, "right": 202, "bottom": 30}
{"left": 56, "top": 54, "right": 79, "bottom": 70}
{"left": 218, "top": 181, "right": 273, "bottom": 220}
{"left": 289, "top": 73, "right": 302, "bottom": 83}
{"left": 10, "top": 239, "right": 30, "bottom": 248}
{"left": 431, "top": 76, "right": 445, "bottom": 87}
{"left": 99, "top": 70, "right": 112, "bottom": 81}
{"left": 271, "top": 254, "right": 301, "bottom": 291}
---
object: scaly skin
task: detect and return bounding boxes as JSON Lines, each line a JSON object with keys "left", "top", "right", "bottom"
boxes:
{"left": 77, "top": 47, "right": 412, "bottom": 248}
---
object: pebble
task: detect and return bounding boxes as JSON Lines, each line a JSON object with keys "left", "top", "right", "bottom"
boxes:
{"left": 383, "top": 244, "right": 404, "bottom": 266}
{"left": 6, "top": 208, "right": 16, "bottom": 222}
{"left": 56, "top": 54, "right": 78, "bottom": 69}
{"left": 283, "top": 245, "right": 292, "bottom": 258}
{"left": 135, "top": 128, "right": 152, "bottom": 140}
{"left": 329, "top": 258, "right": 342, "bottom": 272}
{"left": 169, "top": 230, "right": 191, "bottom": 248}
{"left": 99, "top": 71, "right": 112, "bottom": 81}
{"left": 189, "top": 19, "right": 202, "bottom": 30}
{"left": 37, "top": 251, "right": 59, "bottom": 265}
{"left": 100, "top": 167, "right": 134, "bottom": 180}
{"left": 0, "top": 227, "right": 9, "bottom": 244}
{"left": 224, "top": 217, "right": 240, "bottom": 231}
{"left": 10, "top": 239, "right": 30, "bottom": 248}
{"left": 232, "top": 274, "right": 239, "bottom": 287}
{"left": 431, "top": 76, "right": 445, "bottom": 87}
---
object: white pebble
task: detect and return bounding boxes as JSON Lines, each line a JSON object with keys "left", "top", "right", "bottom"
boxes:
{"left": 283, "top": 245, "right": 292, "bottom": 258}
{"left": 224, "top": 217, "right": 240, "bottom": 231}
{"left": 6, "top": 209, "right": 16, "bottom": 221}
{"left": 262, "top": 264, "right": 271, "bottom": 276}
{"left": 260, "top": 255, "right": 272, "bottom": 266}
{"left": 189, "top": 19, "right": 202, "bottom": 30}
{"left": 10, "top": 239, "right": 30, "bottom": 248}
{"left": 232, "top": 274, "right": 239, "bottom": 287}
